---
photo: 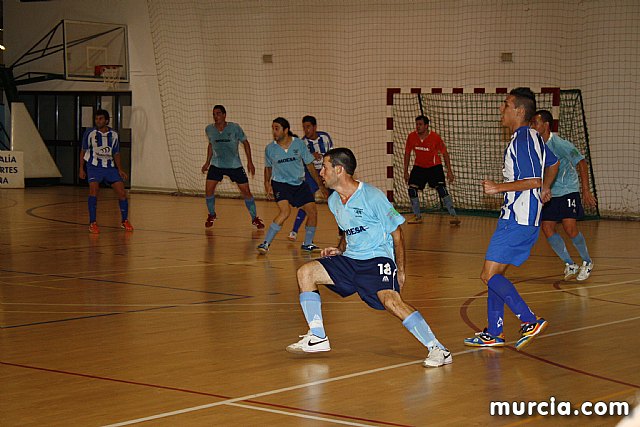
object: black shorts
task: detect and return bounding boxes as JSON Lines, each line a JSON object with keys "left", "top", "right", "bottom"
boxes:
{"left": 409, "top": 164, "right": 445, "bottom": 190}
{"left": 541, "top": 192, "right": 585, "bottom": 222}
{"left": 271, "top": 180, "right": 315, "bottom": 208}
{"left": 317, "top": 255, "right": 399, "bottom": 310}
{"left": 206, "top": 166, "right": 249, "bottom": 184}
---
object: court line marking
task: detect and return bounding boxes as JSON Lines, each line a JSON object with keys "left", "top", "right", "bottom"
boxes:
{"left": 101, "top": 314, "right": 640, "bottom": 427}
{"left": 224, "top": 402, "right": 382, "bottom": 427}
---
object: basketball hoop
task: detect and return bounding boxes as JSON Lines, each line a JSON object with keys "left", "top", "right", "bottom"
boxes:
{"left": 95, "top": 65, "right": 123, "bottom": 90}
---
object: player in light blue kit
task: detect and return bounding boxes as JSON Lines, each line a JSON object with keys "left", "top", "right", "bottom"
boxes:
{"left": 288, "top": 116, "right": 334, "bottom": 241}
{"left": 286, "top": 147, "right": 452, "bottom": 368}
{"left": 79, "top": 109, "right": 133, "bottom": 234}
{"left": 257, "top": 117, "right": 326, "bottom": 254}
{"left": 464, "top": 88, "right": 559, "bottom": 351}
{"left": 201, "top": 105, "right": 264, "bottom": 229}
{"left": 531, "top": 110, "right": 597, "bottom": 281}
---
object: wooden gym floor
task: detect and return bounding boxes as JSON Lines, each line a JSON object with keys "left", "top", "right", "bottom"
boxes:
{"left": 1, "top": 186, "right": 639, "bottom": 426}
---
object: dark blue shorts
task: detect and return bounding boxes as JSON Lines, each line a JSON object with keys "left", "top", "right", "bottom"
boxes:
{"left": 87, "top": 165, "right": 122, "bottom": 184}
{"left": 317, "top": 255, "right": 399, "bottom": 310}
{"left": 541, "top": 192, "right": 585, "bottom": 221}
{"left": 409, "top": 164, "right": 445, "bottom": 189}
{"left": 485, "top": 219, "right": 540, "bottom": 267}
{"left": 271, "top": 180, "right": 315, "bottom": 208}
{"left": 304, "top": 168, "right": 320, "bottom": 194}
{"left": 206, "top": 166, "right": 249, "bottom": 184}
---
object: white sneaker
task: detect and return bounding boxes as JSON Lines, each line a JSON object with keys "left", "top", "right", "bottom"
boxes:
{"left": 286, "top": 331, "right": 331, "bottom": 354}
{"left": 288, "top": 231, "right": 297, "bottom": 241}
{"left": 423, "top": 347, "right": 452, "bottom": 368}
{"left": 564, "top": 263, "right": 580, "bottom": 280}
{"left": 577, "top": 261, "right": 593, "bottom": 281}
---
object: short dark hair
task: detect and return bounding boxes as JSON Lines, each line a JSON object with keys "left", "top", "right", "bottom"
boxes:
{"left": 213, "top": 105, "right": 226, "bottom": 114}
{"left": 534, "top": 109, "right": 554, "bottom": 126}
{"left": 302, "top": 115, "right": 317, "bottom": 126}
{"left": 95, "top": 109, "right": 110, "bottom": 121}
{"left": 509, "top": 87, "right": 536, "bottom": 122}
{"left": 325, "top": 147, "right": 357, "bottom": 175}
{"left": 415, "top": 115, "right": 429, "bottom": 125}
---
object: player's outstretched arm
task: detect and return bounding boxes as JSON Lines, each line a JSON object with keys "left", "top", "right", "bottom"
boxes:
{"left": 241, "top": 139, "right": 256, "bottom": 177}
{"left": 391, "top": 226, "right": 406, "bottom": 290}
{"left": 442, "top": 148, "right": 455, "bottom": 183}
{"left": 201, "top": 144, "right": 213, "bottom": 173}
{"left": 577, "top": 160, "right": 597, "bottom": 207}
{"left": 264, "top": 167, "right": 273, "bottom": 200}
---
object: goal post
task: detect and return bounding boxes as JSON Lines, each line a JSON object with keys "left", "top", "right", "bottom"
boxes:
{"left": 389, "top": 88, "right": 598, "bottom": 218}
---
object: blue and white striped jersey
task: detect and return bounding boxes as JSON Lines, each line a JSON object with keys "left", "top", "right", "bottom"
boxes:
{"left": 82, "top": 127, "right": 120, "bottom": 168}
{"left": 303, "top": 131, "right": 334, "bottom": 170}
{"left": 499, "top": 126, "right": 558, "bottom": 226}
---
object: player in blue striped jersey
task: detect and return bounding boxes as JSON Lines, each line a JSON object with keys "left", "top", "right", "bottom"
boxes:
{"left": 531, "top": 110, "right": 597, "bottom": 281}
{"left": 285, "top": 147, "right": 452, "bottom": 368}
{"left": 79, "top": 109, "right": 133, "bottom": 234}
{"left": 257, "top": 117, "right": 326, "bottom": 254}
{"left": 288, "top": 116, "right": 334, "bottom": 241}
{"left": 464, "top": 88, "right": 559, "bottom": 351}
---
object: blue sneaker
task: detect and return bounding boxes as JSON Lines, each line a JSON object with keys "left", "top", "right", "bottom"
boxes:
{"left": 257, "top": 242, "right": 269, "bottom": 254}
{"left": 464, "top": 328, "right": 506, "bottom": 347}
{"left": 515, "top": 318, "right": 548, "bottom": 351}
{"left": 301, "top": 243, "right": 321, "bottom": 252}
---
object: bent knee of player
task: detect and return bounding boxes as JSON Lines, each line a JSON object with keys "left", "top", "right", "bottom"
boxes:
{"left": 297, "top": 261, "right": 327, "bottom": 291}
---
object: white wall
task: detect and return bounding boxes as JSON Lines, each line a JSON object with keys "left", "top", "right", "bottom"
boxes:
{"left": 4, "top": 0, "right": 177, "bottom": 192}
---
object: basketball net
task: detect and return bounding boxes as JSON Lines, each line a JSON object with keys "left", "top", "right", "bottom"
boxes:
{"left": 97, "top": 65, "right": 122, "bottom": 90}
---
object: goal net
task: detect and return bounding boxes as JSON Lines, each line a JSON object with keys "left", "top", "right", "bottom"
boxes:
{"left": 391, "top": 90, "right": 598, "bottom": 217}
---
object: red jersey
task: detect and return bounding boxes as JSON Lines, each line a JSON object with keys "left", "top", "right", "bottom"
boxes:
{"left": 405, "top": 130, "right": 446, "bottom": 168}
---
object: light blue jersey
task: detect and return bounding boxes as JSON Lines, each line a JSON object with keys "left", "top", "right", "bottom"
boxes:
{"left": 265, "top": 137, "right": 315, "bottom": 185}
{"left": 205, "top": 122, "right": 247, "bottom": 169}
{"left": 328, "top": 182, "right": 405, "bottom": 260}
{"left": 499, "top": 126, "right": 558, "bottom": 226}
{"left": 546, "top": 133, "right": 584, "bottom": 197}
{"left": 82, "top": 127, "right": 120, "bottom": 168}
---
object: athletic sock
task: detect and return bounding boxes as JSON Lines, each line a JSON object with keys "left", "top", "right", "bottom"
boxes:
{"left": 292, "top": 209, "right": 306, "bottom": 233}
{"left": 486, "top": 288, "right": 505, "bottom": 336}
{"left": 244, "top": 197, "right": 257, "bottom": 220}
{"left": 303, "top": 225, "right": 316, "bottom": 246}
{"left": 487, "top": 274, "right": 536, "bottom": 324}
{"left": 118, "top": 199, "right": 128, "bottom": 222}
{"left": 442, "top": 194, "right": 457, "bottom": 216}
{"left": 206, "top": 195, "right": 215, "bottom": 215}
{"left": 571, "top": 232, "right": 592, "bottom": 264}
{"left": 265, "top": 222, "right": 281, "bottom": 244}
{"left": 410, "top": 197, "right": 421, "bottom": 217}
{"left": 402, "top": 311, "right": 444, "bottom": 351}
{"left": 300, "top": 291, "right": 326, "bottom": 338}
{"left": 547, "top": 233, "right": 574, "bottom": 264}
{"left": 88, "top": 196, "right": 97, "bottom": 223}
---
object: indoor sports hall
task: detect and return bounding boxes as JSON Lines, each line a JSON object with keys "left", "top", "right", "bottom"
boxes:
{"left": 1, "top": 1, "right": 639, "bottom": 426}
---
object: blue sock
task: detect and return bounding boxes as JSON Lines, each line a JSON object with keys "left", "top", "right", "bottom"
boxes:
{"left": 410, "top": 197, "right": 421, "bottom": 216}
{"left": 487, "top": 274, "right": 536, "bottom": 324}
{"left": 264, "top": 222, "right": 281, "bottom": 245}
{"left": 292, "top": 209, "right": 306, "bottom": 233}
{"left": 88, "top": 196, "right": 97, "bottom": 223}
{"left": 571, "top": 233, "right": 592, "bottom": 264}
{"left": 118, "top": 199, "right": 128, "bottom": 222}
{"left": 547, "top": 233, "right": 574, "bottom": 264}
{"left": 402, "top": 311, "right": 444, "bottom": 351}
{"left": 442, "top": 194, "right": 457, "bottom": 216}
{"left": 486, "top": 288, "right": 505, "bottom": 336}
{"left": 300, "top": 291, "right": 325, "bottom": 338}
{"left": 244, "top": 198, "right": 257, "bottom": 220}
{"left": 303, "top": 226, "right": 316, "bottom": 246}
{"left": 206, "top": 195, "right": 215, "bottom": 215}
